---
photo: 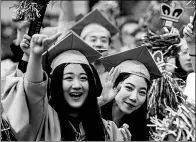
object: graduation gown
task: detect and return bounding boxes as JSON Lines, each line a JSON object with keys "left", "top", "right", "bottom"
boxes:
{"left": 1, "top": 69, "right": 124, "bottom": 141}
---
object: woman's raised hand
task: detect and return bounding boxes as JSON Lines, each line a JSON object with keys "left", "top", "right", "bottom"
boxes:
{"left": 20, "top": 34, "right": 31, "bottom": 55}
{"left": 101, "top": 67, "right": 121, "bottom": 104}
{"left": 183, "top": 16, "right": 195, "bottom": 44}
{"left": 30, "top": 33, "right": 61, "bottom": 57}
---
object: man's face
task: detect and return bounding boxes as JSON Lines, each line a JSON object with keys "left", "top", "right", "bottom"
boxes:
{"left": 84, "top": 31, "right": 110, "bottom": 55}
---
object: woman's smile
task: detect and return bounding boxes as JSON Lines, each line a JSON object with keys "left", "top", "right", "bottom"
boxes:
{"left": 69, "top": 92, "right": 83, "bottom": 100}
{"left": 124, "top": 101, "right": 136, "bottom": 109}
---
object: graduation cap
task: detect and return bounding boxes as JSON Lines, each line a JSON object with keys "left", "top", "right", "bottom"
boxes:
{"left": 42, "top": 30, "right": 102, "bottom": 71}
{"left": 70, "top": 9, "right": 119, "bottom": 39}
{"left": 99, "top": 46, "right": 162, "bottom": 81}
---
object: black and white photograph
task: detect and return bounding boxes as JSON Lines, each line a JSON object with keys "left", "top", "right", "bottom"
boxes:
{"left": 1, "top": 0, "right": 195, "bottom": 141}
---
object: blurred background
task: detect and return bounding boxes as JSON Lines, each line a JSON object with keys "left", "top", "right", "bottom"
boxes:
{"left": 1, "top": 0, "right": 195, "bottom": 61}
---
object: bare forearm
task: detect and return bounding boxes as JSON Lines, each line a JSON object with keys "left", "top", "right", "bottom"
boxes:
{"left": 15, "top": 29, "right": 28, "bottom": 45}
{"left": 21, "top": 53, "right": 29, "bottom": 62}
{"left": 26, "top": 54, "right": 43, "bottom": 82}
{"left": 97, "top": 96, "right": 106, "bottom": 107}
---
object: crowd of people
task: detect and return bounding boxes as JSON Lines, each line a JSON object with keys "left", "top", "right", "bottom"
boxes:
{"left": 1, "top": 0, "right": 195, "bottom": 141}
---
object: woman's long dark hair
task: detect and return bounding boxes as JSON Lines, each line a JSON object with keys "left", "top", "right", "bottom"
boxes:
{"left": 173, "top": 56, "right": 189, "bottom": 81}
{"left": 101, "top": 73, "right": 150, "bottom": 141}
{"left": 89, "top": 63, "right": 103, "bottom": 97}
{"left": 49, "top": 63, "right": 105, "bottom": 141}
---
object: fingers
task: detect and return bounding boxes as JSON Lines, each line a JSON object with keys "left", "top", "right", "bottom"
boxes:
{"left": 45, "top": 32, "right": 62, "bottom": 44}
{"left": 20, "top": 42, "right": 29, "bottom": 49}
{"left": 122, "top": 123, "right": 129, "bottom": 129}
{"left": 106, "top": 67, "right": 114, "bottom": 82}
{"left": 31, "top": 34, "right": 47, "bottom": 46}
{"left": 122, "top": 124, "right": 131, "bottom": 140}
{"left": 186, "top": 26, "right": 193, "bottom": 35}
{"left": 22, "top": 38, "right": 30, "bottom": 45}
{"left": 106, "top": 67, "right": 121, "bottom": 84}
{"left": 42, "top": 32, "right": 62, "bottom": 50}
{"left": 20, "top": 34, "right": 31, "bottom": 48}
{"left": 187, "top": 23, "right": 194, "bottom": 31}
{"left": 111, "top": 67, "right": 120, "bottom": 83}
{"left": 183, "top": 25, "right": 194, "bottom": 38}
{"left": 190, "top": 16, "right": 193, "bottom": 24}
{"left": 37, "top": 35, "right": 45, "bottom": 44}
{"left": 108, "top": 67, "right": 115, "bottom": 77}
{"left": 119, "top": 124, "right": 132, "bottom": 141}
{"left": 23, "top": 34, "right": 31, "bottom": 41}
{"left": 105, "top": 72, "right": 110, "bottom": 82}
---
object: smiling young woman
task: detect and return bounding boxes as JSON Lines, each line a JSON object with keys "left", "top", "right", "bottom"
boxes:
{"left": 100, "top": 46, "right": 162, "bottom": 140}
{"left": 1, "top": 31, "right": 126, "bottom": 141}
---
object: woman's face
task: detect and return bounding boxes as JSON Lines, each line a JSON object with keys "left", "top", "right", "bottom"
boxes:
{"left": 62, "top": 64, "right": 89, "bottom": 108}
{"left": 178, "top": 41, "right": 193, "bottom": 73}
{"left": 115, "top": 74, "right": 147, "bottom": 114}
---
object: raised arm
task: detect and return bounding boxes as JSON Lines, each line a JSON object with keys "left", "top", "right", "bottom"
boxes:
{"left": 26, "top": 33, "right": 61, "bottom": 82}
{"left": 98, "top": 67, "right": 121, "bottom": 107}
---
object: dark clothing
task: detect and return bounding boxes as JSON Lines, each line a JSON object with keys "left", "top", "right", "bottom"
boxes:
{"left": 173, "top": 56, "right": 189, "bottom": 81}
{"left": 10, "top": 43, "right": 23, "bottom": 63}
{"left": 18, "top": 60, "right": 28, "bottom": 73}
{"left": 101, "top": 100, "right": 149, "bottom": 141}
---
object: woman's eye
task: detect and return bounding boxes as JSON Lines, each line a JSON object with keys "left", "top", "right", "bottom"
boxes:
{"left": 139, "top": 92, "right": 146, "bottom": 96}
{"left": 181, "top": 49, "right": 188, "bottom": 54}
{"left": 64, "top": 77, "right": 73, "bottom": 81}
{"left": 125, "top": 86, "right": 133, "bottom": 91}
{"left": 80, "top": 76, "right": 88, "bottom": 81}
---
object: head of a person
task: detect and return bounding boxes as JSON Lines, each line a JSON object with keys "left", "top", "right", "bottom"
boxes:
{"left": 92, "top": 1, "right": 120, "bottom": 26}
{"left": 100, "top": 47, "right": 162, "bottom": 140}
{"left": 50, "top": 57, "right": 104, "bottom": 140}
{"left": 71, "top": 9, "right": 118, "bottom": 57}
{"left": 100, "top": 47, "right": 161, "bottom": 115}
{"left": 48, "top": 47, "right": 101, "bottom": 110}
{"left": 81, "top": 23, "right": 111, "bottom": 54}
{"left": 44, "top": 32, "right": 104, "bottom": 140}
{"left": 177, "top": 38, "right": 193, "bottom": 73}
{"left": 51, "top": 63, "right": 90, "bottom": 108}
{"left": 113, "top": 60, "right": 151, "bottom": 114}
{"left": 119, "top": 19, "right": 142, "bottom": 49}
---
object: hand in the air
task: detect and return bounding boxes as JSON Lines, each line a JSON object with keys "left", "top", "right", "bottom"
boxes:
{"left": 101, "top": 67, "right": 121, "bottom": 103}
{"left": 183, "top": 16, "right": 195, "bottom": 44}
{"left": 30, "top": 32, "right": 61, "bottom": 56}
{"left": 20, "top": 34, "right": 31, "bottom": 56}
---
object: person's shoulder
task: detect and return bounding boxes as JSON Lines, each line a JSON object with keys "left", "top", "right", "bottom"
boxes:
{"left": 187, "top": 72, "right": 195, "bottom": 79}
{"left": 1, "top": 59, "right": 18, "bottom": 78}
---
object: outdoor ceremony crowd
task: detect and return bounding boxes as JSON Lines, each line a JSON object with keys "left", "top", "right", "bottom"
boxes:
{"left": 1, "top": 0, "right": 195, "bottom": 141}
